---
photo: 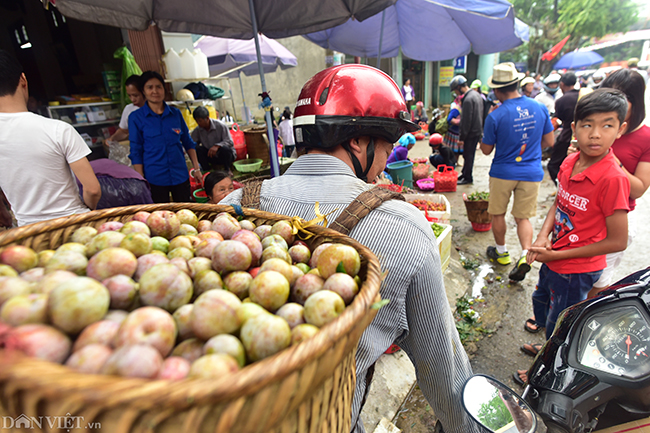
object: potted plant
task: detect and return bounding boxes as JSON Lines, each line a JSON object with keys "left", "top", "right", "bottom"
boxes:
{"left": 463, "top": 191, "right": 492, "bottom": 231}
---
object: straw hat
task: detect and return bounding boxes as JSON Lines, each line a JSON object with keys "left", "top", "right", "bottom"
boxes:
{"left": 488, "top": 62, "right": 525, "bottom": 88}
{"left": 521, "top": 77, "right": 535, "bottom": 87}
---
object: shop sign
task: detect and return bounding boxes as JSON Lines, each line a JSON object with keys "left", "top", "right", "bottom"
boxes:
{"left": 439, "top": 66, "right": 455, "bottom": 86}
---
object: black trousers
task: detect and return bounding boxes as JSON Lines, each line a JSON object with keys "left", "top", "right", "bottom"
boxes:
{"left": 547, "top": 139, "right": 570, "bottom": 184}
{"left": 461, "top": 135, "right": 480, "bottom": 182}
{"left": 197, "top": 145, "right": 235, "bottom": 171}
{"left": 149, "top": 180, "right": 191, "bottom": 203}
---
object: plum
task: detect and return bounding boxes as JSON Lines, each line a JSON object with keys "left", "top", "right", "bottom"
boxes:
{"left": 178, "top": 224, "right": 198, "bottom": 236}
{"left": 249, "top": 271, "right": 290, "bottom": 312}
{"left": 308, "top": 243, "right": 333, "bottom": 268}
{"left": 261, "top": 234, "right": 288, "bottom": 251}
{"left": 236, "top": 302, "right": 270, "bottom": 325}
{"left": 170, "top": 257, "right": 190, "bottom": 276}
{"left": 172, "top": 304, "right": 194, "bottom": 340}
{"left": 147, "top": 211, "right": 180, "bottom": 240}
{"left": 223, "top": 271, "right": 252, "bottom": 300}
{"left": 240, "top": 314, "right": 291, "bottom": 362}
{"left": 275, "top": 303, "right": 305, "bottom": 329}
{"left": 270, "top": 220, "right": 295, "bottom": 245}
{"left": 101, "top": 344, "right": 163, "bottom": 378}
{"left": 157, "top": 356, "right": 190, "bottom": 380}
{"left": 44, "top": 250, "right": 88, "bottom": 276}
{"left": 259, "top": 258, "right": 293, "bottom": 282}
{"left": 171, "top": 338, "right": 204, "bottom": 363}
{"left": 197, "top": 230, "right": 224, "bottom": 242}
{"left": 98, "top": 221, "right": 124, "bottom": 233}
{"left": 48, "top": 277, "right": 110, "bottom": 334}
{"left": 134, "top": 253, "right": 169, "bottom": 281}
{"left": 289, "top": 244, "right": 311, "bottom": 265}
{"left": 253, "top": 225, "right": 273, "bottom": 240}
{"left": 37, "top": 250, "right": 56, "bottom": 268}
{"left": 102, "top": 275, "right": 138, "bottom": 310}
{"left": 291, "top": 323, "right": 320, "bottom": 346}
{"left": 195, "top": 238, "right": 222, "bottom": 259}
{"left": 189, "top": 354, "right": 239, "bottom": 378}
{"left": 316, "top": 244, "right": 360, "bottom": 279}
{"left": 65, "top": 344, "right": 113, "bottom": 374}
{"left": 231, "top": 230, "right": 263, "bottom": 267}
{"left": 139, "top": 263, "right": 193, "bottom": 312}
{"left": 120, "top": 220, "right": 151, "bottom": 236}
{"left": 212, "top": 240, "right": 252, "bottom": 273}
{"left": 167, "top": 247, "right": 193, "bottom": 261}
{"left": 56, "top": 242, "right": 87, "bottom": 257}
{"left": 196, "top": 220, "right": 212, "bottom": 233}
{"left": 169, "top": 236, "right": 194, "bottom": 252}
{"left": 239, "top": 220, "right": 256, "bottom": 231}
{"left": 0, "top": 277, "right": 33, "bottom": 308}
{"left": 303, "top": 290, "right": 345, "bottom": 327}
{"left": 294, "top": 263, "right": 310, "bottom": 275}
{"left": 176, "top": 209, "right": 199, "bottom": 228}
{"left": 0, "top": 293, "right": 48, "bottom": 326}
{"left": 2, "top": 324, "right": 71, "bottom": 363}
{"left": 70, "top": 226, "right": 98, "bottom": 245}
{"left": 323, "top": 273, "right": 359, "bottom": 305}
{"left": 103, "top": 309, "right": 128, "bottom": 325}
{"left": 19, "top": 267, "right": 44, "bottom": 282}
{"left": 120, "top": 233, "right": 153, "bottom": 257}
{"left": 0, "top": 264, "right": 18, "bottom": 277}
{"left": 150, "top": 236, "right": 170, "bottom": 254}
{"left": 193, "top": 269, "right": 223, "bottom": 297}
{"left": 86, "top": 231, "right": 126, "bottom": 257}
{"left": 131, "top": 211, "right": 151, "bottom": 224}
{"left": 203, "top": 334, "right": 246, "bottom": 368}
{"left": 211, "top": 214, "right": 241, "bottom": 240}
{"left": 73, "top": 320, "right": 120, "bottom": 351}
{"left": 33, "top": 270, "right": 76, "bottom": 295}
{"left": 0, "top": 245, "right": 38, "bottom": 273}
{"left": 191, "top": 290, "right": 242, "bottom": 340}
{"left": 187, "top": 257, "right": 212, "bottom": 279}
{"left": 290, "top": 273, "right": 324, "bottom": 305}
{"left": 87, "top": 248, "right": 137, "bottom": 281}
{"left": 113, "top": 306, "right": 177, "bottom": 357}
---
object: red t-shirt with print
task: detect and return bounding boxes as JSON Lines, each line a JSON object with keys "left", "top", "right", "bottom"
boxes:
{"left": 612, "top": 124, "right": 650, "bottom": 211}
{"left": 549, "top": 151, "right": 630, "bottom": 274}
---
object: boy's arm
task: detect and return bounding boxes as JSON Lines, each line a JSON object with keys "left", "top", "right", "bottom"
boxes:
{"left": 527, "top": 199, "right": 557, "bottom": 264}
{"left": 531, "top": 210, "right": 628, "bottom": 263}
{"left": 69, "top": 157, "right": 101, "bottom": 210}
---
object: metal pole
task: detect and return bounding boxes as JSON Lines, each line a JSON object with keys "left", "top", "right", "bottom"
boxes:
{"left": 238, "top": 72, "right": 251, "bottom": 124}
{"left": 377, "top": 10, "right": 386, "bottom": 68}
{"left": 248, "top": 0, "right": 280, "bottom": 177}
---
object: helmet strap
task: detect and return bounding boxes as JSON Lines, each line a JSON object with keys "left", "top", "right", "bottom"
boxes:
{"left": 343, "top": 138, "right": 375, "bottom": 183}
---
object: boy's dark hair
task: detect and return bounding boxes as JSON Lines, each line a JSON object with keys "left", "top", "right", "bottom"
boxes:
{"left": 601, "top": 68, "right": 646, "bottom": 133}
{"left": 124, "top": 74, "right": 142, "bottom": 92}
{"left": 497, "top": 82, "right": 518, "bottom": 93}
{"left": 192, "top": 106, "right": 210, "bottom": 120}
{"left": 574, "top": 88, "right": 627, "bottom": 125}
{"left": 139, "top": 70, "right": 165, "bottom": 89}
{"left": 203, "top": 171, "right": 231, "bottom": 199}
{"left": 0, "top": 49, "right": 23, "bottom": 97}
{"left": 560, "top": 72, "right": 577, "bottom": 87}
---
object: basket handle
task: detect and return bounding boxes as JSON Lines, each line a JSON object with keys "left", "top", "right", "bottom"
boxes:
{"left": 437, "top": 164, "right": 449, "bottom": 173}
{"left": 231, "top": 123, "right": 240, "bottom": 132}
{"left": 444, "top": 166, "right": 454, "bottom": 173}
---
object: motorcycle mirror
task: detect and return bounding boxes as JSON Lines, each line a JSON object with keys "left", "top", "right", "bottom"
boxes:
{"left": 462, "top": 374, "right": 537, "bottom": 433}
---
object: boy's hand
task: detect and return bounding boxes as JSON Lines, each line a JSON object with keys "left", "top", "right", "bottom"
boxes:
{"left": 527, "top": 237, "right": 551, "bottom": 263}
{"left": 528, "top": 246, "right": 559, "bottom": 263}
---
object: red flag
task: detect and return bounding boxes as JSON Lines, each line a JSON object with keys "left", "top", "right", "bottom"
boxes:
{"left": 541, "top": 35, "right": 571, "bottom": 61}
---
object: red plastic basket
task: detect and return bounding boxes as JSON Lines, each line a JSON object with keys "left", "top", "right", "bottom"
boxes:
{"left": 471, "top": 222, "right": 492, "bottom": 232}
{"left": 432, "top": 165, "right": 459, "bottom": 192}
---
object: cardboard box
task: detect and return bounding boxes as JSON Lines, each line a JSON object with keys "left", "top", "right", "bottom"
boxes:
{"left": 435, "top": 223, "right": 452, "bottom": 273}
{"left": 403, "top": 193, "right": 451, "bottom": 223}
{"left": 87, "top": 110, "right": 107, "bottom": 122}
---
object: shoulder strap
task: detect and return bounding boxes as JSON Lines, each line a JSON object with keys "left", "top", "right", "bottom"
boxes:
{"left": 239, "top": 176, "right": 270, "bottom": 209}
{"left": 329, "top": 187, "right": 405, "bottom": 235}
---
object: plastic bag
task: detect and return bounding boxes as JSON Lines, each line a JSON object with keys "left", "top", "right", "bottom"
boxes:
{"left": 107, "top": 141, "right": 131, "bottom": 167}
{"left": 113, "top": 47, "right": 142, "bottom": 108}
{"left": 435, "top": 117, "right": 449, "bottom": 135}
{"left": 412, "top": 163, "right": 430, "bottom": 181}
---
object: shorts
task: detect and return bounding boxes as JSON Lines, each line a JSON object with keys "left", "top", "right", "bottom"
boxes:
{"left": 488, "top": 177, "right": 540, "bottom": 219}
{"left": 593, "top": 222, "right": 636, "bottom": 288}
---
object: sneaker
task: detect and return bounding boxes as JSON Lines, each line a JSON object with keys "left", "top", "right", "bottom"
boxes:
{"left": 509, "top": 256, "right": 532, "bottom": 281}
{"left": 487, "top": 246, "right": 511, "bottom": 265}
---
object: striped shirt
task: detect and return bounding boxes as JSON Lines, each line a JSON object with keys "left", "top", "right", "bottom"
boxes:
{"left": 221, "top": 154, "right": 479, "bottom": 433}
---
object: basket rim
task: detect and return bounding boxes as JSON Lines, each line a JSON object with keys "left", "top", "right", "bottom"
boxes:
{"left": 0, "top": 203, "right": 382, "bottom": 410}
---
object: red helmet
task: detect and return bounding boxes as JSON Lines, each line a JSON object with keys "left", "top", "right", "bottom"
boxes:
{"left": 429, "top": 133, "right": 443, "bottom": 145}
{"left": 293, "top": 65, "right": 418, "bottom": 149}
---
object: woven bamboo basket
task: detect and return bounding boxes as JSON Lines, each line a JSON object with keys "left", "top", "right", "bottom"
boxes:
{"left": 463, "top": 199, "right": 492, "bottom": 224}
{"left": 0, "top": 203, "right": 382, "bottom": 433}
{"left": 243, "top": 126, "right": 270, "bottom": 167}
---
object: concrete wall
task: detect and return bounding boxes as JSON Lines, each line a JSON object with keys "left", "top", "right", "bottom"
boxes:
{"left": 224, "top": 36, "right": 327, "bottom": 123}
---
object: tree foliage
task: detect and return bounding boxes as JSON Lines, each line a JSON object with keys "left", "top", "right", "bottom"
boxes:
{"left": 504, "top": 0, "right": 639, "bottom": 73}
{"left": 477, "top": 392, "right": 513, "bottom": 431}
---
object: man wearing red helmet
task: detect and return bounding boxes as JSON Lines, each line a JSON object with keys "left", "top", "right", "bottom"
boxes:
{"left": 429, "top": 133, "right": 457, "bottom": 168}
{"left": 221, "top": 65, "right": 479, "bottom": 433}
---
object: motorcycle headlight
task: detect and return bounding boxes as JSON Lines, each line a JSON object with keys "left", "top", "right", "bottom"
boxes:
{"left": 577, "top": 305, "right": 650, "bottom": 379}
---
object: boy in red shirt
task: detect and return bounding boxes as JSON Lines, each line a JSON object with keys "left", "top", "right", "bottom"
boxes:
{"left": 515, "top": 88, "right": 630, "bottom": 384}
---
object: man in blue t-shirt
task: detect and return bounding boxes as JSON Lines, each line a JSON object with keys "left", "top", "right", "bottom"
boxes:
{"left": 480, "top": 63, "right": 555, "bottom": 282}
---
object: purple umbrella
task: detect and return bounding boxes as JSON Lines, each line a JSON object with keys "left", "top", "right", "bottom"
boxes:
{"left": 195, "top": 35, "right": 298, "bottom": 123}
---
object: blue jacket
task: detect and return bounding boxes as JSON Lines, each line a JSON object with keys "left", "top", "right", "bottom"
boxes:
{"left": 129, "top": 102, "right": 196, "bottom": 186}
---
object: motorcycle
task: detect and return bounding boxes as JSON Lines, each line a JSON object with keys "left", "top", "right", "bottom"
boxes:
{"left": 461, "top": 267, "right": 650, "bottom": 433}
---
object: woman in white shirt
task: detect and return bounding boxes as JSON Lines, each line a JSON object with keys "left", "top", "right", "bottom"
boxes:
{"left": 108, "top": 75, "right": 145, "bottom": 142}
{"left": 278, "top": 106, "right": 295, "bottom": 157}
